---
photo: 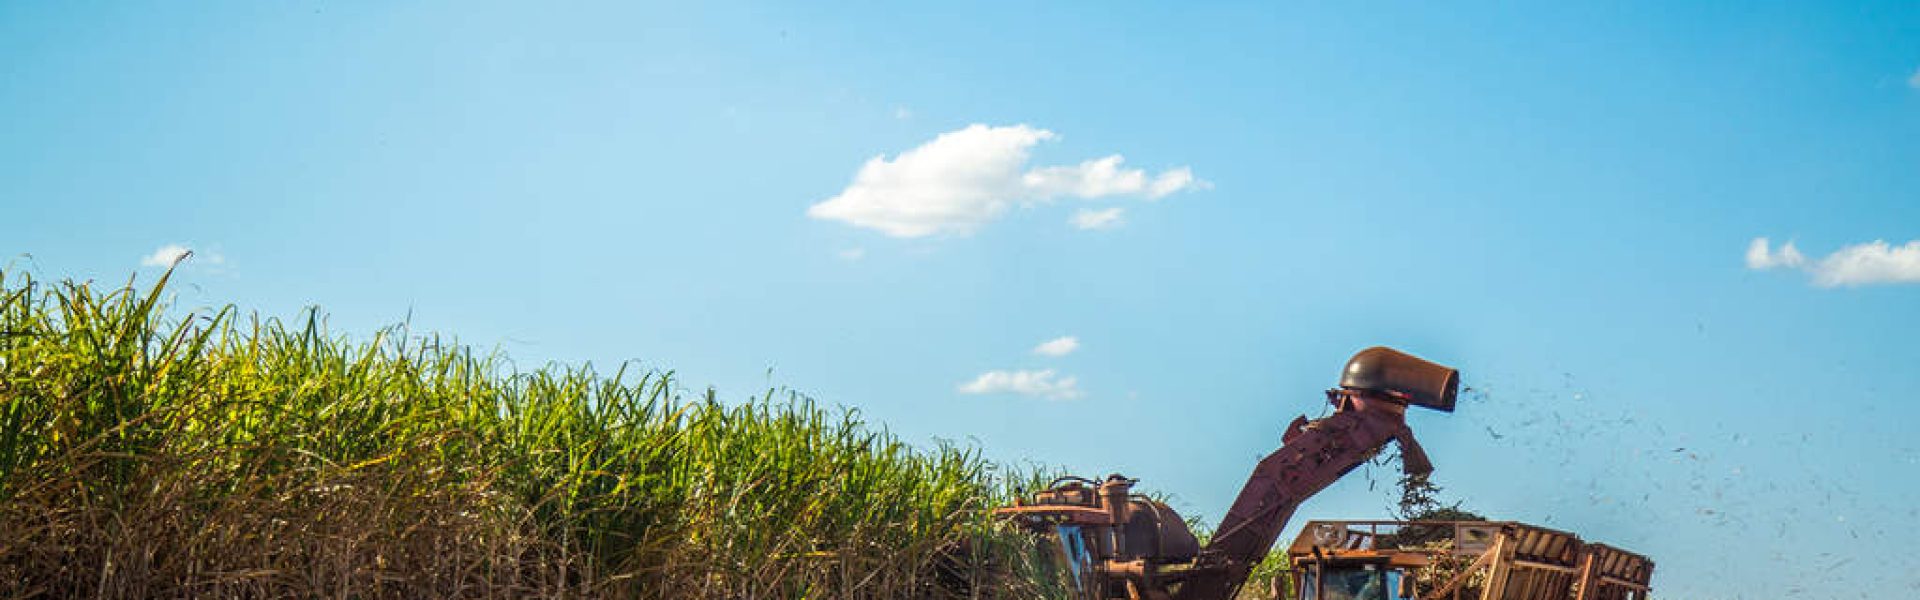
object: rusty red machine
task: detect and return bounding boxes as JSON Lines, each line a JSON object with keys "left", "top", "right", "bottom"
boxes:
{"left": 1285, "top": 519, "right": 1653, "bottom": 600}
{"left": 995, "top": 346, "right": 1461, "bottom": 599}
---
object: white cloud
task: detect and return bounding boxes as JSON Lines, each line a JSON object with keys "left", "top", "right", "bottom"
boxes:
{"left": 1070, "top": 207, "right": 1126, "bottom": 230}
{"left": 1022, "top": 157, "right": 1195, "bottom": 200}
{"left": 807, "top": 124, "right": 1204, "bottom": 237}
{"left": 1909, "top": 67, "right": 1920, "bottom": 89}
{"left": 139, "top": 244, "right": 225, "bottom": 270}
{"left": 1745, "top": 237, "right": 1805, "bottom": 270}
{"left": 1032, "top": 335, "right": 1080, "bottom": 357}
{"left": 836, "top": 247, "right": 866, "bottom": 261}
{"left": 140, "top": 244, "right": 194, "bottom": 268}
{"left": 1150, "top": 167, "right": 1205, "bottom": 198}
{"left": 1809, "top": 240, "right": 1920, "bottom": 287}
{"left": 1746, "top": 237, "right": 1920, "bottom": 287}
{"left": 893, "top": 106, "right": 913, "bottom": 120}
{"left": 958, "top": 369, "right": 1082, "bottom": 400}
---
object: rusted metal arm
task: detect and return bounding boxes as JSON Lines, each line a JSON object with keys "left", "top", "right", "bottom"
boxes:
{"left": 1175, "top": 392, "right": 1428, "bottom": 599}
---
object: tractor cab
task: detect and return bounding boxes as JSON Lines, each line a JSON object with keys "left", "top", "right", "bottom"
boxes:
{"left": 1297, "top": 559, "right": 1414, "bottom": 600}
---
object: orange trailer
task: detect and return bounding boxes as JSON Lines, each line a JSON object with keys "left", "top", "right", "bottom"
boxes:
{"left": 1285, "top": 520, "right": 1653, "bottom": 600}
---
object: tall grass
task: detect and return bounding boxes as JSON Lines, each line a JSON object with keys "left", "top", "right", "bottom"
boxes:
{"left": 0, "top": 268, "right": 1058, "bottom": 598}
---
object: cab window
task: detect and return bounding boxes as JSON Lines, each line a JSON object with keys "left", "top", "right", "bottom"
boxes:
{"left": 1301, "top": 566, "right": 1386, "bottom": 600}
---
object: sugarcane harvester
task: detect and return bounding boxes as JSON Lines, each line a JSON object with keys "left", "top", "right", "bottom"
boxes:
{"left": 995, "top": 347, "right": 1460, "bottom": 600}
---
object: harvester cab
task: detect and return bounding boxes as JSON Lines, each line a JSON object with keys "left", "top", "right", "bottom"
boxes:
{"left": 995, "top": 347, "right": 1459, "bottom": 600}
{"left": 1295, "top": 558, "right": 1412, "bottom": 600}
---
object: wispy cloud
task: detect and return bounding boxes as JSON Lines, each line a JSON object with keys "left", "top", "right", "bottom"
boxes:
{"left": 140, "top": 244, "right": 193, "bottom": 268}
{"left": 957, "top": 369, "right": 1082, "bottom": 400}
{"left": 1022, "top": 157, "right": 1196, "bottom": 201}
{"left": 140, "top": 243, "right": 225, "bottom": 270}
{"left": 807, "top": 124, "right": 1204, "bottom": 237}
{"left": 1745, "top": 237, "right": 1805, "bottom": 270}
{"left": 1070, "top": 207, "right": 1126, "bottom": 230}
{"left": 836, "top": 247, "right": 866, "bottom": 261}
{"left": 1746, "top": 237, "right": 1920, "bottom": 287}
{"left": 1031, "top": 335, "right": 1080, "bottom": 357}
{"left": 1908, "top": 67, "right": 1920, "bottom": 89}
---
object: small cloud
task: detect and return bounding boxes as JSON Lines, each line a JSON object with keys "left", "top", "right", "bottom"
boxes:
{"left": 807, "top": 124, "right": 1205, "bottom": 238}
{"left": 1032, "top": 335, "right": 1080, "bottom": 357}
{"left": 1909, "top": 67, "right": 1920, "bottom": 89}
{"left": 1149, "top": 167, "right": 1208, "bottom": 198}
{"left": 893, "top": 106, "right": 913, "bottom": 120}
{"left": 836, "top": 247, "right": 866, "bottom": 261}
{"left": 1746, "top": 237, "right": 1920, "bottom": 287}
{"left": 1022, "top": 157, "right": 1199, "bottom": 200}
{"left": 140, "top": 244, "right": 194, "bottom": 268}
{"left": 958, "top": 369, "right": 1082, "bottom": 400}
{"left": 140, "top": 243, "right": 225, "bottom": 271}
{"left": 1070, "top": 207, "right": 1126, "bottom": 230}
{"left": 1745, "top": 237, "right": 1805, "bottom": 270}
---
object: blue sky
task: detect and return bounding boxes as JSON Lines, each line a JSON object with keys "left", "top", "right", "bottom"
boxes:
{"left": 4, "top": 2, "right": 1918, "bottom": 597}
